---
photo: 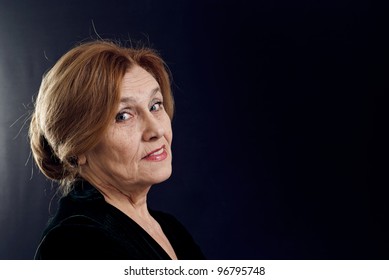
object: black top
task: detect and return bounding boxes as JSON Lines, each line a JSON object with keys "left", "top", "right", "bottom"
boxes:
{"left": 35, "top": 180, "right": 205, "bottom": 260}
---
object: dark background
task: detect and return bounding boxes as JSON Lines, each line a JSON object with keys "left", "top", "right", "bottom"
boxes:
{"left": 0, "top": 0, "right": 388, "bottom": 259}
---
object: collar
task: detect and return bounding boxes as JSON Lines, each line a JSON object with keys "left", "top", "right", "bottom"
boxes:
{"left": 69, "top": 179, "right": 104, "bottom": 201}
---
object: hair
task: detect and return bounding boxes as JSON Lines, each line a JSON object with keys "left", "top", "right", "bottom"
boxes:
{"left": 29, "top": 40, "right": 174, "bottom": 195}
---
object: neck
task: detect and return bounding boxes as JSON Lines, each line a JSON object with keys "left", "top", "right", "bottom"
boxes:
{"left": 103, "top": 184, "right": 151, "bottom": 219}
{"left": 81, "top": 175, "right": 152, "bottom": 220}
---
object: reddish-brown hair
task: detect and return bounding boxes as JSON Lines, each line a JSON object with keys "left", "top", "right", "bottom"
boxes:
{"left": 29, "top": 40, "right": 174, "bottom": 194}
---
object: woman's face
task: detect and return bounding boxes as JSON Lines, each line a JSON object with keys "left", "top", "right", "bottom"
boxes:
{"left": 81, "top": 65, "right": 173, "bottom": 192}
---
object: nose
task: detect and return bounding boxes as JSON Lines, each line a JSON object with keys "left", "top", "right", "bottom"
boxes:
{"left": 142, "top": 113, "right": 165, "bottom": 142}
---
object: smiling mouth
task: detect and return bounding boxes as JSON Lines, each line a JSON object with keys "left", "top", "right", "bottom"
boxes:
{"left": 143, "top": 145, "right": 166, "bottom": 159}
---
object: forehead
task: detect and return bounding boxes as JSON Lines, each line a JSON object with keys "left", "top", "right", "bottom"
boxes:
{"left": 121, "top": 65, "right": 159, "bottom": 95}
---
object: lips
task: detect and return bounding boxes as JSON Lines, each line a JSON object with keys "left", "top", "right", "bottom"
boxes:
{"left": 143, "top": 145, "right": 168, "bottom": 161}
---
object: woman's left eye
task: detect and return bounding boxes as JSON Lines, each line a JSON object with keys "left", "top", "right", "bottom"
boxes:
{"left": 150, "top": 101, "right": 163, "bottom": 112}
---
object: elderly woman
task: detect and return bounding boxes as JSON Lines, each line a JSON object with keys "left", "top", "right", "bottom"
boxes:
{"left": 29, "top": 41, "right": 205, "bottom": 260}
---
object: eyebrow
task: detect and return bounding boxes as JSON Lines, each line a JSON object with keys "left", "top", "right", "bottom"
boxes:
{"left": 120, "top": 87, "right": 161, "bottom": 104}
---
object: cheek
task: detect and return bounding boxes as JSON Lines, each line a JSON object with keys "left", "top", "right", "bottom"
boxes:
{"left": 111, "top": 137, "right": 139, "bottom": 164}
{"left": 93, "top": 131, "right": 138, "bottom": 164}
{"left": 165, "top": 122, "right": 173, "bottom": 144}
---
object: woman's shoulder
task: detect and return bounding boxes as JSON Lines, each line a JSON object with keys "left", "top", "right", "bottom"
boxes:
{"left": 35, "top": 183, "right": 126, "bottom": 259}
{"left": 40, "top": 188, "right": 105, "bottom": 235}
{"left": 34, "top": 215, "right": 126, "bottom": 259}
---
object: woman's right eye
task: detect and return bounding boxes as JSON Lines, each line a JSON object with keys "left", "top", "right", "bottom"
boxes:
{"left": 115, "top": 112, "right": 131, "bottom": 122}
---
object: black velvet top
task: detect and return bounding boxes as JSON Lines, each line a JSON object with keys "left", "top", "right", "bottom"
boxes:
{"left": 34, "top": 180, "right": 205, "bottom": 260}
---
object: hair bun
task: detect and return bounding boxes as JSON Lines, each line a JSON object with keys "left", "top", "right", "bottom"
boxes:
{"left": 29, "top": 115, "right": 71, "bottom": 181}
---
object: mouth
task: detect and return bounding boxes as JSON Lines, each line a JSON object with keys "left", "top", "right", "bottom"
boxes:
{"left": 143, "top": 145, "right": 166, "bottom": 159}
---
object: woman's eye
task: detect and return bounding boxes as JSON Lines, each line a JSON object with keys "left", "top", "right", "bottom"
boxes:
{"left": 150, "top": 101, "right": 163, "bottom": 112}
{"left": 115, "top": 112, "right": 131, "bottom": 122}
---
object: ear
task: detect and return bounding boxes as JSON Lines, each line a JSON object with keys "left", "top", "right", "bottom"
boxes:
{"left": 77, "top": 154, "right": 87, "bottom": 166}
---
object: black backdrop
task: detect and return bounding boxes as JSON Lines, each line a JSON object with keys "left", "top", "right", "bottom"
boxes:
{"left": 0, "top": 0, "right": 388, "bottom": 259}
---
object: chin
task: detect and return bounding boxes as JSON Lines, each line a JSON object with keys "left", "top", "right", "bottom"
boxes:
{"left": 150, "top": 166, "right": 172, "bottom": 185}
